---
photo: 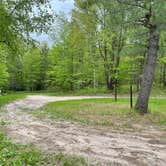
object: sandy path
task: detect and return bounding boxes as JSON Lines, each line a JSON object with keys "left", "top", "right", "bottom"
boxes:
{"left": 1, "top": 95, "right": 166, "bottom": 166}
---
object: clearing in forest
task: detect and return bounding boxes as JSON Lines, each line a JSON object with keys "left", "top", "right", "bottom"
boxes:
{"left": 1, "top": 95, "right": 166, "bottom": 166}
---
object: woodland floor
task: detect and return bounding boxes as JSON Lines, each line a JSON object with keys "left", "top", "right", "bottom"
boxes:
{"left": 1, "top": 95, "right": 166, "bottom": 166}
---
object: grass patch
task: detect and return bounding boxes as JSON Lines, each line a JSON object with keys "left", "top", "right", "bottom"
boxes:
{"left": 0, "top": 93, "right": 27, "bottom": 108}
{"left": 0, "top": 132, "right": 88, "bottom": 166}
{"left": 0, "top": 132, "right": 42, "bottom": 166}
{"left": 39, "top": 153, "right": 88, "bottom": 166}
{"left": 35, "top": 98, "right": 166, "bottom": 128}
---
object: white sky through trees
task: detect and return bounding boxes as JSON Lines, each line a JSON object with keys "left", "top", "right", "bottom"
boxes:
{"left": 32, "top": 0, "right": 74, "bottom": 46}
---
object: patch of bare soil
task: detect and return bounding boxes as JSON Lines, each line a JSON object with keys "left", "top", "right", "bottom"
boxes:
{"left": 1, "top": 95, "right": 166, "bottom": 166}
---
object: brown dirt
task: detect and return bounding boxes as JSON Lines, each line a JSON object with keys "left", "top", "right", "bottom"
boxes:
{"left": 1, "top": 95, "right": 166, "bottom": 166}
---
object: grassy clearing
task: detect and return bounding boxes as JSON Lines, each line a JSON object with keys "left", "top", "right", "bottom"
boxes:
{"left": 35, "top": 98, "right": 166, "bottom": 129}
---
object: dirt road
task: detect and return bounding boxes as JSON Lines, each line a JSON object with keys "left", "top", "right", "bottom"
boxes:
{"left": 1, "top": 95, "right": 166, "bottom": 166}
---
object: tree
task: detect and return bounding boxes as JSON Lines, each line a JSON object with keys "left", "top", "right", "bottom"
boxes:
{"left": 73, "top": 0, "right": 126, "bottom": 91}
{"left": 40, "top": 43, "right": 49, "bottom": 90}
{"left": 117, "top": 0, "right": 166, "bottom": 113}
{"left": 0, "top": 46, "right": 8, "bottom": 91}
{"left": 0, "top": 0, "right": 53, "bottom": 50}
{"left": 7, "top": 54, "right": 24, "bottom": 91}
{"left": 23, "top": 46, "right": 42, "bottom": 91}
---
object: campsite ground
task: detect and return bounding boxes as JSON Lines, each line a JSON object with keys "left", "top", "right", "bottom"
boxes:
{"left": 0, "top": 93, "right": 166, "bottom": 165}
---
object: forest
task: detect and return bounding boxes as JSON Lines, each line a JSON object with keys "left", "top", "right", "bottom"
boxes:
{"left": 0, "top": 0, "right": 166, "bottom": 166}
{"left": 0, "top": 0, "right": 166, "bottom": 112}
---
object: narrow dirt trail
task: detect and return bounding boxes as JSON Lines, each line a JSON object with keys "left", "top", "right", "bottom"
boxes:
{"left": 1, "top": 95, "right": 166, "bottom": 166}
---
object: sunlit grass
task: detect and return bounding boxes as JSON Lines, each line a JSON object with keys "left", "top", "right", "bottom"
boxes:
{"left": 34, "top": 98, "right": 166, "bottom": 129}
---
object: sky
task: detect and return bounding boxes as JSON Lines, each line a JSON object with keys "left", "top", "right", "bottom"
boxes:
{"left": 52, "top": 0, "right": 74, "bottom": 15}
{"left": 32, "top": 0, "right": 74, "bottom": 46}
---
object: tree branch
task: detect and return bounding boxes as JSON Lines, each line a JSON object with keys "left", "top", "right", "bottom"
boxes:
{"left": 116, "top": 0, "right": 147, "bottom": 10}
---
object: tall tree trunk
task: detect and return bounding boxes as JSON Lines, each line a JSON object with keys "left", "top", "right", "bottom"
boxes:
{"left": 163, "top": 64, "right": 166, "bottom": 88}
{"left": 135, "top": 27, "right": 159, "bottom": 113}
{"left": 105, "top": 70, "right": 114, "bottom": 90}
{"left": 108, "top": 77, "right": 114, "bottom": 90}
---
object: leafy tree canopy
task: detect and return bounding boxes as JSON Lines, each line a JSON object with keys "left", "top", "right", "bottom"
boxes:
{"left": 0, "top": 0, "right": 53, "bottom": 50}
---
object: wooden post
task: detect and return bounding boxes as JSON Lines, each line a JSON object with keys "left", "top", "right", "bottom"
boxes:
{"left": 130, "top": 85, "right": 133, "bottom": 108}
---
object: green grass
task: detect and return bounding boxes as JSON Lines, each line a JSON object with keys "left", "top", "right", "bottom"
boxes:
{"left": 39, "top": 153, "right": 88, "bottom": 166}
{"left": 0, "top": 93, "right": 27, "bottom": 108}
{"left": 0, "top": 132, "right": 88, "bottom": 166}
{"left": 35, "top": 98, "right": 166, "bottom": 129}
{"left": 0, "top": 132, "right": 42, "bottom": 166}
